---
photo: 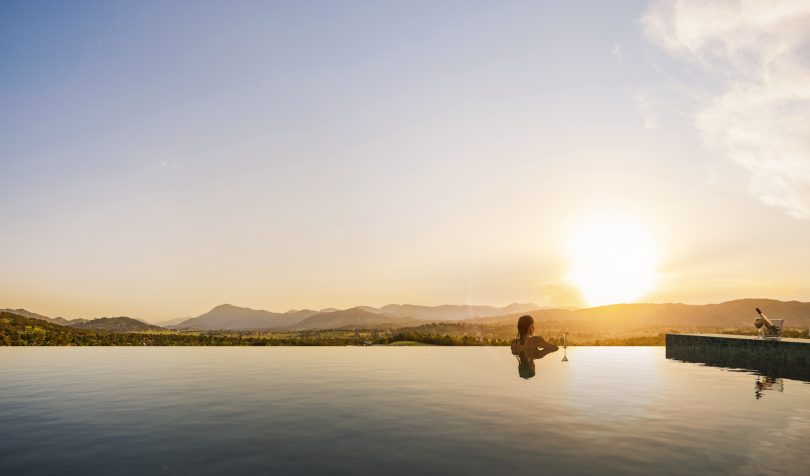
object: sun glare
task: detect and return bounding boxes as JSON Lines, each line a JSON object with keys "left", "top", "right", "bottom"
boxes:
{"left": 567, "top": 216, "right": 658, "bottom": 307}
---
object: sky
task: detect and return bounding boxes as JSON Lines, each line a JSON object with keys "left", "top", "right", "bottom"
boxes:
{"left": 2, "top": 0, "right": 809, "bottom": 322}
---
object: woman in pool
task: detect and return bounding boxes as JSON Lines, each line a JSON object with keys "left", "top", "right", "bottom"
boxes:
{"left": 511, "top": 315, "right": 559, "bottom": 354}
{"left": 511, "top": 315, "right": 558, "bottom": 379}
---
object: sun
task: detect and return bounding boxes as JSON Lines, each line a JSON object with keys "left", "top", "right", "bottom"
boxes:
{"left": 567, "top": 215, "right": 658, "bottom": 307}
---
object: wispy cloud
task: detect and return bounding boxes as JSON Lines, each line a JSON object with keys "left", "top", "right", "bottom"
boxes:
{"left": 611, "top": 41, "right": 622, "bottom": 57}
{"left": 642, "top": 0, "right": 810, "bottom": 218}
{"left": 633, "top": 92, "right": 659, "bottom": 130}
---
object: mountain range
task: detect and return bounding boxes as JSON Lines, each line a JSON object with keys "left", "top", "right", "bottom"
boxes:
{"left": 472, "top": 299, "right": 810, "bottom": 329}
{"left": 169, "top": 302, "right": 539, "bottom": 330}
{"left": 169, "top": 304, "right": 318, "bottom": 330}
{"left": 289, "top": 308, "right": 414, "bottom": 330}
{"left": 3, "top": 299, "right": 809, "bottom": 332}
{"left": 0, "top": 308, "right": 88, "bottom": 326}
{"left": 0, "top": 309, "right": 156, "bottom": 332}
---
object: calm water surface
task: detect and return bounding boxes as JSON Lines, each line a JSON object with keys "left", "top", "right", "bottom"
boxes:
{"left": 1, "top": 347, "right": 808, "bottom": 475}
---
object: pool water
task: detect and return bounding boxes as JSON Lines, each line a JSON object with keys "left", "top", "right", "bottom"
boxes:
{"left": 0, "top": 347, "right": 807, "bottom": 475}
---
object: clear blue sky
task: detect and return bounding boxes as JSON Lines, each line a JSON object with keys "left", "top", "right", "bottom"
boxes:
{"left": 3, "top": 0, "right": 809, "bottom": 321}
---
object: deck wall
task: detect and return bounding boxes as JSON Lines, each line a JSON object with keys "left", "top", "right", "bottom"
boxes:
{"left": 666, "top": 333, "right": 810, "bottom": 381}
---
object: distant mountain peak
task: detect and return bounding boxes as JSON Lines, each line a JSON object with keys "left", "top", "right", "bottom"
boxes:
{"left": 172, "top": 305, "right": 319, "bottom": 330}
{"left": 212, "top": 303, "right": 240, "bottom": 311}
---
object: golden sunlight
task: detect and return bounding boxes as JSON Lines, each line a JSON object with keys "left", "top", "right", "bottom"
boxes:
{"left": 567, "top": 215, "right": 658, "bottom": 307}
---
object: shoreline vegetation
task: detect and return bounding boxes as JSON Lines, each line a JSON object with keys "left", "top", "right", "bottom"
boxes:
{"left": 3, "top": 312, "right": 808, "bottom": 347}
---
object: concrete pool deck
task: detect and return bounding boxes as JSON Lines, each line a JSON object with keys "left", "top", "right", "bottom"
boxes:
{"left": 666, "top": 333, "right": 810, "bottom": 382}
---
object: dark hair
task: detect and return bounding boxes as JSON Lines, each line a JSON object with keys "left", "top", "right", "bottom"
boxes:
{"left": 517, "top": 315, "right": 534, "bottom": 345}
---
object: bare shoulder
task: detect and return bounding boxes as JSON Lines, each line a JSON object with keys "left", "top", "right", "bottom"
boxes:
{"left": 510, "top": 338, "right": 534, "bottom": 354}
{"left": 512, "top": 336, "right": 544, "bottom": 349}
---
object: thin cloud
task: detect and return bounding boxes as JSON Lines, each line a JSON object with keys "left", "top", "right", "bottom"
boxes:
{"left": 633, "top": 92, "right": 659, "bottom": 130}
{"left": 641, "top": 0, "right": 810, "bottom": 218}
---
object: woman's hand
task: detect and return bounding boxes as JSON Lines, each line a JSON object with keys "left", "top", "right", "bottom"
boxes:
{"left": 534, "top": 336, "right": 559, "bottom": 352}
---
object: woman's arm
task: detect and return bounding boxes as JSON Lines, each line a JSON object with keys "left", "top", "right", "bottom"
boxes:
{"left": 533, "top": 336, "right": 559, "bottom": 351}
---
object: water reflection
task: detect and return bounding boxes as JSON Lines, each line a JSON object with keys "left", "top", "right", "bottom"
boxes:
{"left": 511, "top": 347, "right": 555, "bottom": 379}
{"left": 3, "top": 348, "right": 810, "bottom": 475}
{"left": 561, "top": 332, "right": 569, "bottom": 362}
{"left": 755, "top": 376, "right": 784, "bottom": 400}
{"left": 666, "top": 343, "right": 810, "bottom": 400}
{"left": 666, "top": 344, "right": 810, "bottom": 383}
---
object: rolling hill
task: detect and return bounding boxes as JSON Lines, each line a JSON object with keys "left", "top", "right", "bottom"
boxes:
{"left": 172, "top": 304, "right": 319, "bottom": 330}
{"left": 67, "top": 317, "right": 164, "bottom": 332}
{"left": 154, "top": 317, "right": 192, "bottom": 327}
{"left": 1, "top": 312, "right": 86, "bottom": 345}
{"left": 289, "top": 308, "right": 414, "bottom": 330}
{"left": 0, "top": 308, "right": 72, "bottom": 326}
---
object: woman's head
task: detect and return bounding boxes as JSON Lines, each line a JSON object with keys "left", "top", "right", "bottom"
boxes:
{"left": 517, "top": 315, "right": 534, "bottom": 345}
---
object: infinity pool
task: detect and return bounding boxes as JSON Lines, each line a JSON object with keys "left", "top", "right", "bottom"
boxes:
{"left": 0, "top": 347, "right": 807, "bottom": 475}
